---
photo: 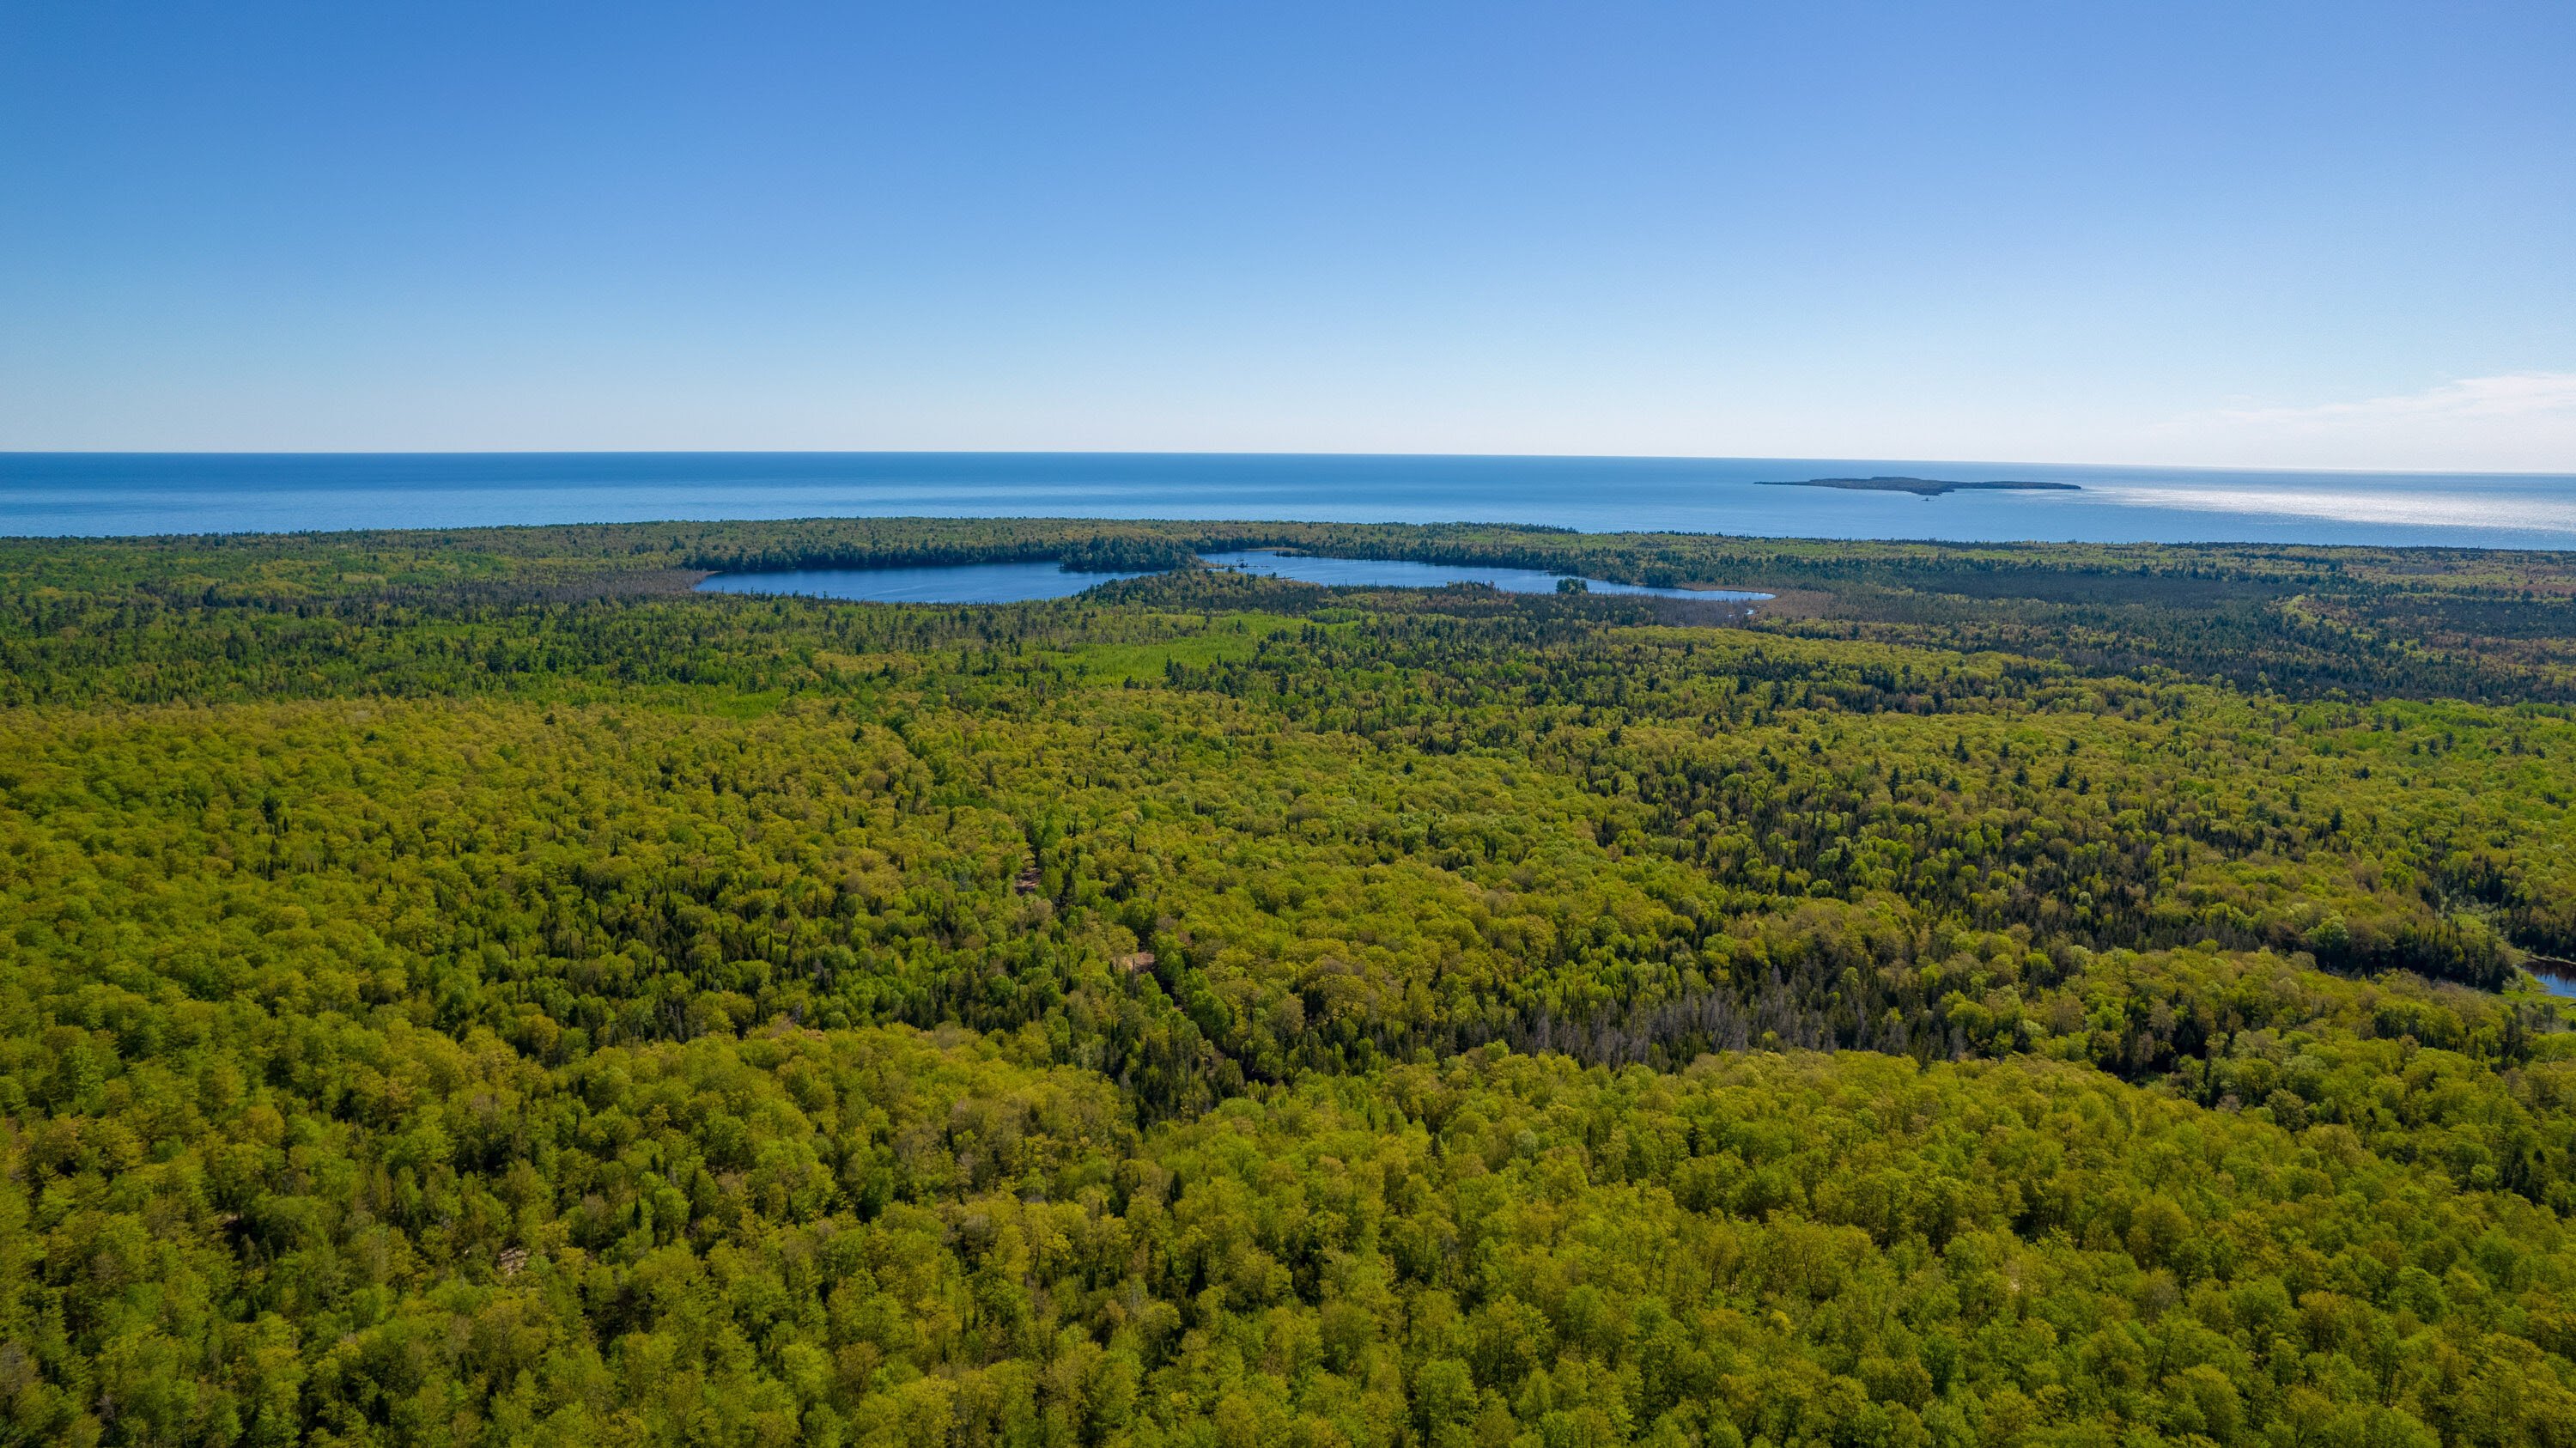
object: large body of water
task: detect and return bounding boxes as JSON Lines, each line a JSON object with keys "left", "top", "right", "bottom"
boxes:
{"left": 6, "top": 452, "right": 2576, "bottom": 549}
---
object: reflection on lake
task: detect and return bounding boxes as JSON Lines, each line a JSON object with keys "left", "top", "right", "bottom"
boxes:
{"left": 695, "top": 560, "right": 1146, "bottom": 603}
{"left": 2532, "top": 965, "right": 2576, "bottom": 1001}
{"left": 1198, "top": 550, "right": 1771, "bottom": 599}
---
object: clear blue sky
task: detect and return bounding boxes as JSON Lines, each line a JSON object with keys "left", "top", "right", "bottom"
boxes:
{"left": 4, "top": 2, "right": 2571, "bottom": 467}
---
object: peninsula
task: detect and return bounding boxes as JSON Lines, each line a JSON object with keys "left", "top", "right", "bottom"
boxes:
{"left": 1759, "top": 475, "right": 2082, "bottom": 496}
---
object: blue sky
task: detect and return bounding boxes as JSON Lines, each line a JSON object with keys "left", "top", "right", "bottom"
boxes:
{"left": 3, "top": 2, "right": 2571, "bottom": 467}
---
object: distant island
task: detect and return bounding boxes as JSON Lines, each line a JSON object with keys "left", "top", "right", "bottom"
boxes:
{"left": 1759, "top": 475, "right": 2083, "bottom": 496}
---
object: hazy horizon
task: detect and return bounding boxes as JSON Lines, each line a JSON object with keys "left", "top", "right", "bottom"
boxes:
{"left": 7, "top": 447, "right": 2576, "bottom": 478}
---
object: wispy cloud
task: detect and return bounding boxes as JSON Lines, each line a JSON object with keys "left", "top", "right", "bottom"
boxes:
{"left": 2149, "top": 372, "right": 2576, "bottom": 472}
{"left": 2219, "top": 372, "right": 2576, "bottom": 426}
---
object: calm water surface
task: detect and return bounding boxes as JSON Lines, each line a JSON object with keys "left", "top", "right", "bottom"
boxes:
{"left": 8, "top": 452, "right": 2576, "bottom": 549}
{"left": 695, "top": 552, "right": 1771, "bottom": 604}
{"left": 1196, "top": 550, "right": 1768, "bottom": 597}
{"left": 695, "top": 561, "right": 1149, "bottom": 604}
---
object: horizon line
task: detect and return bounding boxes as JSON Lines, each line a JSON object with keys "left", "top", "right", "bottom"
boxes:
{"left": 5, "top": 447, "right": 2574, "bottom": 480}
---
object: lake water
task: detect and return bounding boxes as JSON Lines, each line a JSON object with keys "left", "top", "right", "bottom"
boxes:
{"left": 7, "top": 452, "right": 2576, "bottom": 549}
{"left": 1196, "top": 550, "right": 1768, "bottom": 598}
{"left": 696, "top": 551, "right": 1774, "bottom": 605}
{"left": 696, "top": 561, "right": 1152, "bottom": 604}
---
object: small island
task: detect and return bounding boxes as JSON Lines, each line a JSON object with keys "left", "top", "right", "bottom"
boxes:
{"left": 1759, "top": 475, "right": 2082, "bottom": 496}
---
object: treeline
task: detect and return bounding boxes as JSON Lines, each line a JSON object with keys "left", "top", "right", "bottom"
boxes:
{"left": 9, "top": 517, "right": 2576, "bottom": 703}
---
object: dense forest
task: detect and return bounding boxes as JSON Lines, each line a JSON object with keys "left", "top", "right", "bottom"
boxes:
{"left": 5, "top": 518, "right": 2576, "bottom": 1448}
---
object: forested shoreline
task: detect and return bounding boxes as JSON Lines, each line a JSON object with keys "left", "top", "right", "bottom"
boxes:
{"left": 5, "top": 520, "right": 2575, "bottom": 1447}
